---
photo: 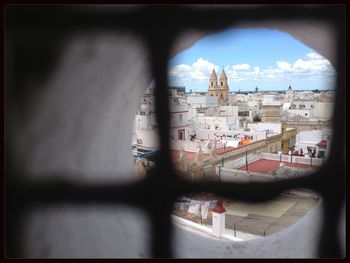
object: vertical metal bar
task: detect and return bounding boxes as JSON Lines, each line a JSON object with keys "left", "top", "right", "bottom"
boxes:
{"left": 5, "top": 188, "right": 24, "bottom": 257}
{"left": 318, "top": 8, "right": 345, "bottom": 257}
{"left": 150, "top": 207, "right": 173, "bottom": 258}
{"left": 145, "top": 17, "right": 177, "bottom": 257}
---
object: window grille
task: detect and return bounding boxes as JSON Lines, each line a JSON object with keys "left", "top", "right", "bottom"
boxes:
{"left": 5, "top": 5, "right": 345, "bottom": 258}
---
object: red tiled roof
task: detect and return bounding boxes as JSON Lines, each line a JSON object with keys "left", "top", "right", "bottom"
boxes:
{"left": 238, "top": 159, "right": 319, "bottom": 174}
{"left": 316, "top": 140, "right": 327, "bottom": 148}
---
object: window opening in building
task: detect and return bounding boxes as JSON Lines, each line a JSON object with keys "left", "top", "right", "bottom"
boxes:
{"left": 166, "top": 27, "right": 336, "bottom": 241}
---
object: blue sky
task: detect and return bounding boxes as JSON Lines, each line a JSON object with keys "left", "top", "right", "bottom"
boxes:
{"left": 168, "top": 28, "right": 336, "bottom": 92}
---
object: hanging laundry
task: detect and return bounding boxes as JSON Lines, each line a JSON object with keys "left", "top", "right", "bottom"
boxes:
{"left": 178, "top": 197, "right": 191, "bottom": 203}
{"left": 188, "top": 200, "right": 200, "bottom": 215}
{"left": 178, "top": 199, "right": 190, "bottom": 211}
{"left": 200, "top": 201, "right": 211, "bottom": 219}
{"left": 184, "top": 202, "right": 190, "bottom": 212}
{"left": 179, "top": 202, "right": 184, "bottom": 211}
{"left": 210, "top": 200, "right": 218, "bottom": 209}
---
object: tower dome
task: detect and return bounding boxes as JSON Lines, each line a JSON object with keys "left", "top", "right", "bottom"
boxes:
{"left": 219, "top": 69, "right": 228, "bottom": 80}
{"left": 209, "top": 69, "right": 218, "bottom": 90}
{"left": 210, "top": 69, "right": 218, "bottom": 80}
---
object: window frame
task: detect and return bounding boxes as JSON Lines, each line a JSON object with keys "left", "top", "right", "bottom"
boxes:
{"left": 5, "top": 5, "right": 345, "bottom": 259}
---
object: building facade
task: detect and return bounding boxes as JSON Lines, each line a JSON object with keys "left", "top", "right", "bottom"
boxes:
{"left": 261, "top": 102, "right": 282, "bottom": 123}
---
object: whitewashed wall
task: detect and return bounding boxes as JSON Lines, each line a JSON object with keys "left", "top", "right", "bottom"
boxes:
{"left": 191, "top": 116, "right": 240, "bottom": 131}
{"left": 313, "top": 101, "right": 334, "bottom": 119}
{"left": 248, "top": 122, "right": 282, "bottom": 133}
{"left": 288, "top": 109, "right": 314, "bottom": 118}
{"left": 187, "top": 96, "right": 218, "bottom": 108}
{"left": 135, "top": 129, "right": 159, "bottom": 148}
{"left": 194, "top": 129, "right": 264, "bottom": 142}
{"left": 296, "top": 130, "right": 323, "bottom": 145}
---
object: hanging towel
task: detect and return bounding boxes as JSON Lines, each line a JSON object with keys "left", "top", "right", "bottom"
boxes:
{"left": 188, "top": 200, "right": 200, "bottom": 215}
{"left": 210, "top": 200, "right": 218, "bottom": 209}
{"left": 200, "top": 201, "right": 211, "bottom": 219}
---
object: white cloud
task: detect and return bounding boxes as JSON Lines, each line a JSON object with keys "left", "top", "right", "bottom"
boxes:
{"left": 276, "top": 61, "right": 293, "bottom": 72}
{"left": 169, "top": 52, "right": 336, "bottom": 87}
{"left": 232, "top": 63, "right": 250, "bottom": 70}
{"left": 264, "top": 53, "right": 335, "bottom": 81}
{"left": 226, "top": 69, "right": 245, "bottom": 82}
{"left": 306, "top": 52, "right": 324, "bottom": 60}
{"left": 168, "top": 64, "right": 191, "bottom": 77}
{"left": 168, "top": 58, "right": 219, "bottom": 84}
{"left": 190, "top": 71, "right": 208, "bottom": 81}
{"left": 168, "top": 64, "right": 193, "bottom": 84}
{"left": 192, "top": 58, "right": 218, "bottom": 72}
{"left": 293, "top": 59, "right": 312, "bottom": 71}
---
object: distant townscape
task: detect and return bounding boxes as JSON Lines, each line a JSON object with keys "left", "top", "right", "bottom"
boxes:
{"left": 131, "top": 69, "right": 332, "bottom": 240}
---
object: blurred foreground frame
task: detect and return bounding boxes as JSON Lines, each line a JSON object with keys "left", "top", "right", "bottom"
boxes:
{"left": 4, "top": 5, "right": 345, "bottom": 258}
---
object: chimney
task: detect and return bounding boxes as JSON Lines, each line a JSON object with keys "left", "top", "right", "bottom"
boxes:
{"left": 212, "top": 201, "right": 226, "bottom": 238}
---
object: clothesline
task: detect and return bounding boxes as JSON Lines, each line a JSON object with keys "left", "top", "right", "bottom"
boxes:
{"left": 174, "top": 198, "right": 218, "bottom": 219}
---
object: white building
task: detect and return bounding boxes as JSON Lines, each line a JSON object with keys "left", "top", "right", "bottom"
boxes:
{"left": 169, "top": 95, "right": 191, "bottom": 141}
{"left": 247, "top": 122, "right": 282, "bottom": 134}
{"left": 295, "top": 129, "right": 331, "bottom": 158}
{"left": 247, "top": 100, "right": 258, "bottom": 107}
{"left": 285, "top": 85, "right": 294, "bottom": 102}
{"left": 134, "top": 88, "right": 191, "bottom": 149}
{"left": 262, "top": 94, "right": 276, "bottom": 104}
{"left": 313, "top": 101, "right": 334, "bottom": 120}
{"left": 190, "top": 104, "right": 240, "bottom": 132}
{"left": 288, "top": 109, "right": 314, "bottom": 118}
{"left": 236, "top": 94, "right": 248, "bottom": 102}
{"left": 219, "top": 105, "right": 239, "bottom": 117}
{"left": 187, "top": 95, "right": 218, "bottom": 108}
{"left": 191, "top": 115, "right": 240, "bottom": 132}
{"left": 282, "top": 98, "right": 333, "bottom": 121}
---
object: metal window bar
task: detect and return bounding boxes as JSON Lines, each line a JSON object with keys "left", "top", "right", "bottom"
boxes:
{"left": 5, "top": 5, "right": 345, "bottom": 258}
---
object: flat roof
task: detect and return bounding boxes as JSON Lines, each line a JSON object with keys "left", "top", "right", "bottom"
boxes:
{"left": 238, "top": 159, "right": 319, "bottom": 174}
